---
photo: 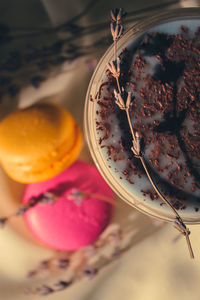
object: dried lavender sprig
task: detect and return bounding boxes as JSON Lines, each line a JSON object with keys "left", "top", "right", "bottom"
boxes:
{"left": 114, "top": 88, "right": 193, "bottom": 250}
{"left": 27, "top": 256, "right": 70, "bottom": 279}
{"left": 0, "top": 189, "right": 115, "bottom": 229}
{"left": 68, "top": 189, "right": 114, "bottom": 204}
{"left": 109, "top": 9, "right": 194, "bottom": 259}
{"left": 25, "top": 281, "right": 73, "bottom": 296}
{"left": 0, "top": 192, "right": 58, "bottom": 228}
{"left": 113, "top": 88, "right": 193, "bottom": 257}
{"left": 140, "top": 157, "right": 194, "bottom": 258}
{"left": 25, "top": 226, "right": 124, "bottom": 296}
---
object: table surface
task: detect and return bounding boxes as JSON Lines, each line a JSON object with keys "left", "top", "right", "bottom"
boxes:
{"left": 0, "top": 1, "right": 200, "bottom": 299}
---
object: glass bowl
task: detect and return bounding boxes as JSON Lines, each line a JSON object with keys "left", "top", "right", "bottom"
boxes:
{"left": 84, "top": 7, "right": 200, "bottom": 224}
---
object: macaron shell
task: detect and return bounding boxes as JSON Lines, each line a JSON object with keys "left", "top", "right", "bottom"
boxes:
{"left": 2, "top": 125, "right": 82, "bottom": 183}
{"left": 23, "top": 161, "right": 114, "bottom": 251}
{"left": 0, "top": 103, "right": 74, "bottom": 161}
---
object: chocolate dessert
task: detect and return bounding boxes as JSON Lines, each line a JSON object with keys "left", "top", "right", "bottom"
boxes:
{"left": 94, "top": 21, "right": 200, "bottom": 212}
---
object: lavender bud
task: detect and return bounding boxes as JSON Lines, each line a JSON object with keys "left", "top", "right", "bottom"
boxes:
{"left": 84, "top": 266, "right": 98, "bottom": 278}
{"left": 40, "top": 260, "right": 49, "bottom": 270}
{"left": 41, "top": 285, "right": 54, "bottom": 295}
{"left": 15, "top": 206, "right": 27, "bottom": 216}
{"left": 110, "top": 8, "right": 126, "bottom": 24}
{"left": 27, "top": 270, "right": 37, "bottom": 278}
{"left": 0, "top": 217, "right": 8, "bottom": 228}
{"left": 112, "top": 248, "right": 121, "bottom": 258}
{"left": 55, "top": 280, "right": 72, "bottom": 291}
{"left": 57, "top": 258, "right": 69, "bottom": 269}
{"left": 110, "top": 10, "right": 117, "bottom": 22}
{"left": 68, "top": 189, "right": 84, "bottom": 205}
{"left": 41, "top": 192, "right": 57, "bottom": 205}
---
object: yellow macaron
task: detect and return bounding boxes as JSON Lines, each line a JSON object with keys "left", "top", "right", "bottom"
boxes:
{"left": 0, "top": 102, "right": 82, "bottom": 183}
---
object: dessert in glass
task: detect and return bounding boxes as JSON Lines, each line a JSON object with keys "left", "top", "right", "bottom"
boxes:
{"left": 84, "top": 8, "right": 200, "bottom": 225}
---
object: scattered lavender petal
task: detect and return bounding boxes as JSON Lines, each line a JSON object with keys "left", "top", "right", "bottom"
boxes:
{"left": 84, "top": 266, "right": 98, "bottom": 278}
{"left": 57, "top": 258, "right": 69, "bottom": 269}
{"left": 111, "top": 248, "right": 121, "bottom": 259}
{"left": 55, "top": 280, "right": 72, "bottom": 291}
{"left": 27, "top": 270, "right": 37, "bottom": 278}
{"left": 39, "top": 260, "right": 49, "bottom": 270}
{"left": 40, "top": 285, "right": 54, "bottom": 296}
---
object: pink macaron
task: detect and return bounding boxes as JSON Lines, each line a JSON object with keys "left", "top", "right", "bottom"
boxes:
{"left": 23, "top": 161, "right": 114, "bottom": 251}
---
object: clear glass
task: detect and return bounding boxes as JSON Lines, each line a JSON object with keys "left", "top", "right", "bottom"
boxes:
{"left": 84, "top": 8, "right": 200, "bottom": 224}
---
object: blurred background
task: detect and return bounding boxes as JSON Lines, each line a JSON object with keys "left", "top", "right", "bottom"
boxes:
{"left": 0, "top": 1, "right": 200, "bottom": 300}
{"left": 0, "top": 0, "right": 198, "bottom": 113}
